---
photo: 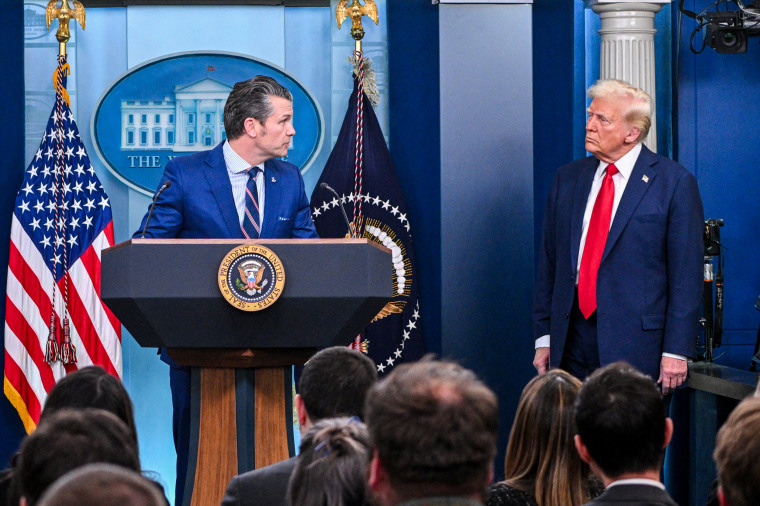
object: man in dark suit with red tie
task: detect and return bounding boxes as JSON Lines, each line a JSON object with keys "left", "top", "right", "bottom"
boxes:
{"left": 533, "top": 79, "right": 704, "bottom": 393}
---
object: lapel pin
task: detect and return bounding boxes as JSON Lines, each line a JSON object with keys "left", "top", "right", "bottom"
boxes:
{"left": 271, "top": 177, "right": 276, "bottom": 183}
{"left": 642, "top": 175, "right": 649, "bottom": 183}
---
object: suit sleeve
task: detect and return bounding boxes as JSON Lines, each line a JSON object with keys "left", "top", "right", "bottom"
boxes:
{"left": 663, "top": 169, "right": 704, "bottom": 358}
{"left": 534, "top": 171, "right": 561, "bottom": 340}
{"left": 220, "top": 476, "right": 241, "bottom": 506}
{"left": 132, "top": 158, "right": 185, "bottom": 238}
{"left": 289, "top": 170, "right": 319, "bottom": 239}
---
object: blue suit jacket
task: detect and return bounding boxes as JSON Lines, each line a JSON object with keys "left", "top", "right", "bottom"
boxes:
{"left": 534, "top": 146, "right": 704, "bottom": 379}
{"left": 135, "top": 143, "right": 318, "bottom": 240}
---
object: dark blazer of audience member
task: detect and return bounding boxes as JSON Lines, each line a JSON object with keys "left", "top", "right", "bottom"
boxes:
{"left": 712, "top": 395, "right": 760, "bottom": 506}
{"left": 286, "top": 417, "right": 372, "bottom": 506}
{"left": 487, "top": 370, "right": 600, "bottom": 506}
{"left": 573, "top": 362, "right": 677, "bottom": 506}
{"left": 365, "top": 358, "right": 499, "bottom": 506}
{"left": 36, "top": 463, "right": 167, "bottom": 506}
{"left": 222, "top": 347, "right": 378, "bottom": 506}
{"left": 13, "top": 409, "right": 141, "bottom": 506}
{"left": 0, "top": 366, "right": 141, "bottom": 506}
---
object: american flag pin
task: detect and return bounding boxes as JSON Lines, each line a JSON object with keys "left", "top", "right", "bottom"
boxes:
{"left": 271, "top": 177, "right": 276, "bottom": 183}
{"left": 642, "top": 175, "right": 649, "bottom": 183}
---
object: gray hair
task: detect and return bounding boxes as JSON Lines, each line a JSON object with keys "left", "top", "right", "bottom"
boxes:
{"left": 223, "top": 75, "right": 293, "bottom": 140}
{"left": 588, "top": 79, "right": 652, "bottom": 143}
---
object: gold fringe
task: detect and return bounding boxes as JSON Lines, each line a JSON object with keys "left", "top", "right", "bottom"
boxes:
{"left": 4, "top": 375, "right": 37, "bottom": 434}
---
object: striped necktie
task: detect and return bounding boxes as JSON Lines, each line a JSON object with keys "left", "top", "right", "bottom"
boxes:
{"left": 242, "top": 166, "right": 261, "bottom": 239}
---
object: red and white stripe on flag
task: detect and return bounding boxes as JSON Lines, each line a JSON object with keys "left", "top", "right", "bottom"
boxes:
{"left": 3, "top": 69, "right": 121, "bottom": 433}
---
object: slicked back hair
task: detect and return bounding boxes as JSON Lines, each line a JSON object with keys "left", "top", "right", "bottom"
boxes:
{"left": 299, "top": 346, "right": 378, "bottom": 422}
{"left": 365, "top": 357, "right": 499, "bottom": 500}
{"left": 574, "top": 362, "right": 666, "bottom": 478}
{"left": 223, "top": 75, "right": 292, "bottom": 140}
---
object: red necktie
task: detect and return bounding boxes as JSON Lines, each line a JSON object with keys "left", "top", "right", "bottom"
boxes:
{"left": 578, "top": 163, "right": 619, "bottom": 319}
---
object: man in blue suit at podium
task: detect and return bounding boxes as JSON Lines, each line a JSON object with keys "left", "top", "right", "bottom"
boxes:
{"left": 533, "top": 79, "right": 703, "bottom": 393}
{"left": 134, "top": 75, "right": 318, "bottom": 505}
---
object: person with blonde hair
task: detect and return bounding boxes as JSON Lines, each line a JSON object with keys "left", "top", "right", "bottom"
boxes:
{"left": 533, "top": 78, "right": 703, "bottom": 395}
{"left": 486, "top": 370, "right": 600, "bottom": 506}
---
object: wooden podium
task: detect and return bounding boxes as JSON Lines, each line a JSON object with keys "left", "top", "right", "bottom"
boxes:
{"left": 101, "top": 238, "right": 391, "bottom": 506}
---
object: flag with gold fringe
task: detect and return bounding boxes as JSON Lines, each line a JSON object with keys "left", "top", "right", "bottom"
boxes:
{"left": 4, "top": 55, "right": 121, "bottom": 432}
{"left": 310, "top": 55, "right": 424, "bottom": 373}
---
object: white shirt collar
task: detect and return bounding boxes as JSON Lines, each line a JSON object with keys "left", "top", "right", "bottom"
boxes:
{"left": 223, "top": 140, "right": 264, "bottom": 175}
{"left": 596, "top": 142, "right": 642, "bottom": 181}
{"left": 607, "top": 478, "right": 665, "bottom": 490}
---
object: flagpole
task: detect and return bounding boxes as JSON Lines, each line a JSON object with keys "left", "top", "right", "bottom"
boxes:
{"left": 44, "top": 0, "right": 87, "bottom": 365}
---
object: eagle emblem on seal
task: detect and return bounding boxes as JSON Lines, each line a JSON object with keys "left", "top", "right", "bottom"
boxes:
{"left": 237, "top": 260, "right": 268, "bottom": 295}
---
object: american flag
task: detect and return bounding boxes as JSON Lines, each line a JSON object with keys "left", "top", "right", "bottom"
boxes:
{"left": 3, "top": 60, "right": 121, "bottom": 433}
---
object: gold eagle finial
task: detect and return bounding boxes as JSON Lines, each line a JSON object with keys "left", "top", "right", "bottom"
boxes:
{"left": 336, "top": 0, "right": 378, "bottom": 42}
{"left": 46, "top": 0, "right": 86, "bottom": 55}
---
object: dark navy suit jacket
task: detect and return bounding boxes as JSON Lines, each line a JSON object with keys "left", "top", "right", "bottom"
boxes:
{"left": 584, "top": 484, "right": 678, "bottom": 506}
{"left": 135, "top": 142, "right": 318, "bottom": 240}
{"left": 534, "top": 145, "right": 704, "bottom": 379}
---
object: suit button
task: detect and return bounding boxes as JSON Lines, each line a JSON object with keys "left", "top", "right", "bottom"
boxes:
{"left": 564, "top": 313, "right": 569, "bottom": 319}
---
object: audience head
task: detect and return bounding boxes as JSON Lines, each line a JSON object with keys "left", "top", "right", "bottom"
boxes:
{"left": 223, "top": 75, "right": 293, "bottom": 140}
{"left": 713, "top": 396, "right": 760, "bottom": 506}
{"left": 574, "top": 362, "right": 671, "bottom": 483}
{"left": 287, "top": 417, "right": 372, "bottom": 506}
{"left": 297, "top": 346, "right": 378, "bottom": 429}
{"left": 36, "top": 463, "right": 166, "bottom": 506}
{"left": 365, "top": 357, "right": 499, "bottom": 505}
{"left": 14, "top": 409, "right": 141, "bottom": 506}
{"left": 40, "top": 366, "right": 137, "bottom": 445}
{"left": 503, "top": 370, "right": 589, "bottom": 506}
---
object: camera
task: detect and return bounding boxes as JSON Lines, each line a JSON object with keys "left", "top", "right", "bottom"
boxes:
{"left": 702, "top": 11, "right": 747, "bottom": 53}
{"left": 704, "top": 219, "right": 724, "bottom": 256}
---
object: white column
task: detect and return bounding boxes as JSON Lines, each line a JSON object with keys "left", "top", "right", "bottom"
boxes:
{"left": 586, "top": 0, "right": 667, "bottom": 152}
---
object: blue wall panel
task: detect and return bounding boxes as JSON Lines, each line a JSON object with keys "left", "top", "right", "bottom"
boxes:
{"left": 439, "top": 2, "right": 535, "bottom": 481}
{"left": 676, "top": 2, "right": 760, "bottom": 366}
{"left": 0, "top": 1, "right": 28, "bottom": 468}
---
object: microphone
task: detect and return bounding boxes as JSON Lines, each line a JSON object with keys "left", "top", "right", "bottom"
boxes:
{"left": 141, "top": 181, "right": 172, "bottom": 238}
{"left": 320, "top": 182, "right": 354, "bottom": 238}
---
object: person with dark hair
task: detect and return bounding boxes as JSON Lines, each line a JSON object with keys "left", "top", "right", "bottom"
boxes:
{"left": 12, "top": 409, "right": 141, "bottom": 506}
{"left": 573, "top": 362, "right": 676, "bottom": 506}
{"left": 36, "top": 463, "right": 167, "bottom": 506}
{"left": 487, "top": 370, "right": 601, "bottom": 506}
{"left": 133, "top": 74, "right": 318, "bottom": 505}
{"left": 365, "top": 357, "right": 499, "bottom": 506}
{"left": 39, "top": 365, "right": 137, "bottom": 444}
{"left": 286, "top": 417, "right": 372, "bottom": 506}
{"left": 0, "top": 366, "right": 143, "bottom": 506}
{"left": 222, "top": 346, "right": 377, "bottom": 506}
{"left": 712, "top": 396, "right": 760, "bottom": 506}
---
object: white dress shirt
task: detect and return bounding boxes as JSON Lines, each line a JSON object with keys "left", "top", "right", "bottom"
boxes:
{"left": 223, "top": 140, "right": 266, "bottom": 228}
{"left": 536, "top": 143, "right": 685, "bottom": 361}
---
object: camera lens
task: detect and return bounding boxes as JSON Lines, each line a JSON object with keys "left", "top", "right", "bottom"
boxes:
{"left": 721, "top": 30, "right": 739, "bottom": 47}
